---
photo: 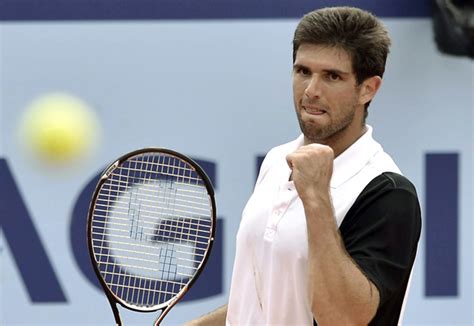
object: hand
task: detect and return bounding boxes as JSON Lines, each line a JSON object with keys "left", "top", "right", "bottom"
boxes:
{"left": 286, "top": 144, "right": 334, "bottom": 202}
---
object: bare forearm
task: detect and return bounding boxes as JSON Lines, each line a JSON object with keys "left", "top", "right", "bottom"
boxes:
{"left": 186, "top": 305, "right": 227, "bottom": 326}
{"left": 305, "top": 196, "right": 379, "bottom": 325}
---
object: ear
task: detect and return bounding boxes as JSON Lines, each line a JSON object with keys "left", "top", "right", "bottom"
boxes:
{"left": 358, "top": 76, "right": 382, "bottom": 106}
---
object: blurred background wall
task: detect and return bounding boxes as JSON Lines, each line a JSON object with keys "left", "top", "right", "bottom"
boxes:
{"left": 0, "top": 0, "right": 472, "bottom": 325}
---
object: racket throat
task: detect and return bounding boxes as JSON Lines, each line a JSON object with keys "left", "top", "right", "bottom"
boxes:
{"left": 109, "top": 300, "right": 122, "bottom": 326}
{"left": 154, "top": 295, "right": 181, "bottom": 326}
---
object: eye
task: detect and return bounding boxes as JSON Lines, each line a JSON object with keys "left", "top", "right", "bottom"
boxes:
{"left": 326, "top": 72, "right": 341, "bottom": 81}
{"left": 295, "top": 66, "right": 311, "bottom": 76}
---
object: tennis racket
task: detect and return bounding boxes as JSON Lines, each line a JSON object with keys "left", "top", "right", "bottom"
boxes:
{"left": 87, "top": 148, "right": 216, "bottom": 325}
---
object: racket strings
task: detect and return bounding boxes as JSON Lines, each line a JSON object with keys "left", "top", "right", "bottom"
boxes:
{"left": 91, "top": 213, "right": 212, "bottom": 237}
{"left": 91, "top": 224, "right": 211, "bottom": 247}
{"left": 91, "top": 152, "right": 213, "bottom": 309}
{"left": 92, "top": 242, "right": 205, "bottom": 264}
{"left": 95, "top": 193, "right": 212, "bottom": 218}
{"left": 99, "top": 183, "right": 210, "bottom": 208}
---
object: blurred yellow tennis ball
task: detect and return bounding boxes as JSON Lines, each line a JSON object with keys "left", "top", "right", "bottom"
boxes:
{"left": 19, "top": 93, "right": 101, "bottom": 164}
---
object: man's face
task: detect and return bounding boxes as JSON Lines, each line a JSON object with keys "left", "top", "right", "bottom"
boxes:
{"left": 292, "top": 44, "right": 365, "bottom": 145}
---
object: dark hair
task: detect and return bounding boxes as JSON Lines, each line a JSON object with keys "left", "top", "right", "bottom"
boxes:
{"left": 293, "top": 7, "right": 391, "bottom": 112}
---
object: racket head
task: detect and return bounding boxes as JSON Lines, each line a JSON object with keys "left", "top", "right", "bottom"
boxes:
{"left": 86, "top": 148, "right": 216, "bottom": 314}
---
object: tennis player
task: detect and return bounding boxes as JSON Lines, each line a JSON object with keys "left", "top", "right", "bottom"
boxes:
{"left": 188, "top": 6, "right": 421, "bottom": 325}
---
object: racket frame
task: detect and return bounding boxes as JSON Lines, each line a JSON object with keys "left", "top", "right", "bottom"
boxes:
{"left": 86, "top": 148, "right": 217, "bottom": 325}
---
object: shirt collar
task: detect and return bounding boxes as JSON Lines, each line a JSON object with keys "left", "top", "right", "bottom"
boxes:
{"left": 330, "top": 125, "right": 382, "bottom": 188}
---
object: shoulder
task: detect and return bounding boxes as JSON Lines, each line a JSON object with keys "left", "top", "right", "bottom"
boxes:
{"left": 363, "top": 172, "right": 418, "bottom": 197}
{"left": 341, "top": 172, "right": 422, "bottom": 240}
{"left": 351, "top": 172, "right": 421, "bottom": 216}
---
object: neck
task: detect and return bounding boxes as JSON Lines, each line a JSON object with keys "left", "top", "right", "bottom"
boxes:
{"left": 304, "top": 124, "right": 367, "bottom": 157}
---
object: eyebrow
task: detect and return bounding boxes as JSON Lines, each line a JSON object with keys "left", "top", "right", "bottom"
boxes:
{"left": 293, "top": 63, "right": 308, "bottom": 71}
{"left": 293, "top": 63, "right": 351, "bottom": 76}
{"left": 323, "top": 68, "right": 351, "bottom": 76}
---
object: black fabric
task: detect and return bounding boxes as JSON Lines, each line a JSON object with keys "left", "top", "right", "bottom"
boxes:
{"left": 313, "top": 172, "right": 422, "bottom": 326}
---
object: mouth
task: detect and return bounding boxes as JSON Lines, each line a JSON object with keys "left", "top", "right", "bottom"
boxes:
{"left": 302, "top": 105, "right": 327, "bottom": 116}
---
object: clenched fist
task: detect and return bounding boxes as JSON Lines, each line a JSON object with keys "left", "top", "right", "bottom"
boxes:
{"left": 286, "top": 144, "right": 334, "bottom": 202}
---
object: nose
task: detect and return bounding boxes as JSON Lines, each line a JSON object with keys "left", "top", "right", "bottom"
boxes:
{"left": 304, "top": 75, "right": 321, "bottom": 99}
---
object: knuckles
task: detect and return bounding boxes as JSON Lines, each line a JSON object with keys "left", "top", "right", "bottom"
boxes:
{"left": 292, "top": 144, "right": 334, "bottom": 160}
{"left": 305, "top": 143, "right": 334, "bottom": 156}
{"left": 286, "top": 144, "right": 334, "bottom": 172}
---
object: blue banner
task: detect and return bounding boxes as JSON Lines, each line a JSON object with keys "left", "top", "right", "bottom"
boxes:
{"left": 0, "top": 0, "right": 431, "bottom": 21}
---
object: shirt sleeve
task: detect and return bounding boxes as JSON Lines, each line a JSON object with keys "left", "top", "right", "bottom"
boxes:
{"left": 339, "top": 172, "right": 422, "bottom": 305}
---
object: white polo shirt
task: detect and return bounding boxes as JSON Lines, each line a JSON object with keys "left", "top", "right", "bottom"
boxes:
{"left": 226, "top": 126, "right": 401, "bottom": 325}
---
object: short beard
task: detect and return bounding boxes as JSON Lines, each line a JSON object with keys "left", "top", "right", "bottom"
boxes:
{"left": 296, "top": 105, "right": 356, "bottom": 144}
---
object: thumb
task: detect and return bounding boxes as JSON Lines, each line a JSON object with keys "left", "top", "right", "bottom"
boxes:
{"left": 286, "top": 153, "right": 294, "bottom": 170}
